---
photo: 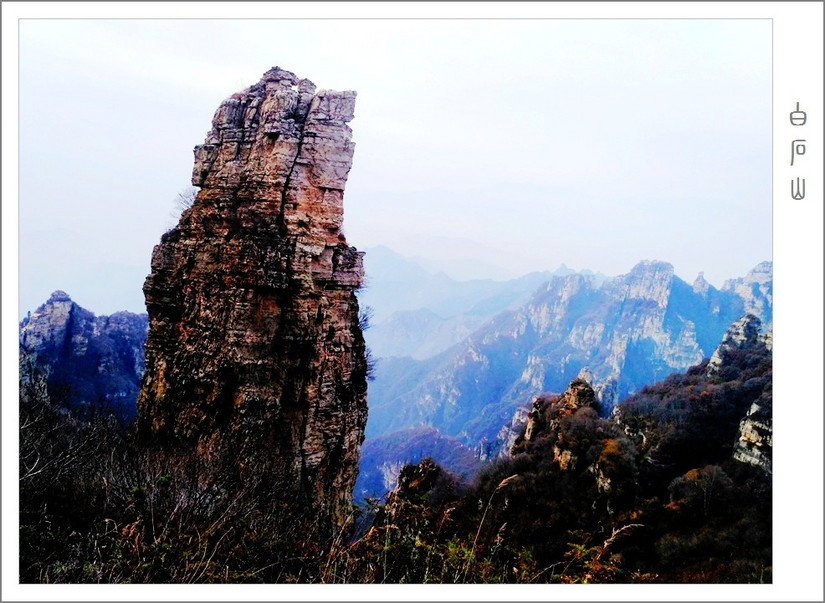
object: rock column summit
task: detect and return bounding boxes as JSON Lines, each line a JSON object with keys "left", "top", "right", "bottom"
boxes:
{"left": 136, "top": 67, "right": 368, "bottom": 532}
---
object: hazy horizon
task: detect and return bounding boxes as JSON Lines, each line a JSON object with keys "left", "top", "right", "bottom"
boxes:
{"left": 20, "top": 241, "right": 772, "bottom": 321}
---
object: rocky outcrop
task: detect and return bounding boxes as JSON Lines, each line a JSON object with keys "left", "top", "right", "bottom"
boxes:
{"left": 706, "top": 314, "right": 762, "bottom": 375}
{"left": 136, "top": 67, "right": 368, "bottom": 534}
{"left": 732, "top": 400, "right": 772, "bottom": 473}
{"left": 487, "top": 370, "right": 613, "bottom": 462}
{"left": 19, "top": 291, "right": 148, "bottom": 421}
{"left": 362, "top": 457, "right": 458, "bottom": 551}
{"left": 705, "top": 315, "right": 773, "bottom": 473}
{"left": 355, "top": 426, "right": 480, "bottom": 503}
{"left": 692, "top": 272, "right": 711, "bottom": 296}
{"left": 511, "top": 377, "right": 601, "bottom": 462}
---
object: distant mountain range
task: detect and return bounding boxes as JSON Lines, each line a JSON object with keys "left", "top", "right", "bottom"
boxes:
{"left": 358, "top": 246, "right": 605, "bottom": 359}
{"left": 360, "top": 257, "right": 771, "bottom": 496}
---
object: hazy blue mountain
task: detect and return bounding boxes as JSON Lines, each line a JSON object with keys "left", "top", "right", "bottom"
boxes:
{"left": 19, "top": 291, "right": 148, "bottom": 422}
{"left": 720, "top": 261, "right": 773, "bottom": 327}
{"left": 358, "top": 245, "right": 558, "bottom": 323}
{"left": 365, "top": 308, "right": 488, "bottom": 361}
{"left": 358, "top": 246, "right": 594, "bottom": 359}
{"left": 365, "top": 261, "right": 772, "bottom": 459}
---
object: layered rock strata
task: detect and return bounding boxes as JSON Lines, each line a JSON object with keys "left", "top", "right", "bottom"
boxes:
{"left": 732, "top": 400, "right": 772, "bottom": 473}
{"left": 136, "top": 67, "right": 368, "bottom": 533}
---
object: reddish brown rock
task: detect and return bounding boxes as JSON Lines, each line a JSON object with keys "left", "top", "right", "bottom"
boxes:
{"left": 136, "top": 67, "right": 367, "bottom": 534}
{"left": 511, "top": 376, "right": 600, "bottom": 463}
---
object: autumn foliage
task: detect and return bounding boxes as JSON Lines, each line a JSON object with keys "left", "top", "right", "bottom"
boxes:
{"left": 19, "top": 325, "right": 771, "bottom": 583}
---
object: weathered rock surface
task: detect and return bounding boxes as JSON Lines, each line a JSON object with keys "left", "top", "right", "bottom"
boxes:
{"left": 511, "top": 377, "right": 600, "bottom": 464}
{"left": 19, "top": 291, "right": 148, "bottom": 421}
{"left": 136, "top": 67, "right": 367, "bottom": 534}
{"left": 733, "top": 400, "right": 772, "bottom": 473}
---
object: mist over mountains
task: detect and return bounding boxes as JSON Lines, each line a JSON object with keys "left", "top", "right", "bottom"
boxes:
{"left": 356, "top": 253, "right": 771, "bottom": 499}
{"left": 358, "top": 246, "right": 606, "bottom": 359}
{"left": 14, "top": 31, "right": 780, "bottom": 583}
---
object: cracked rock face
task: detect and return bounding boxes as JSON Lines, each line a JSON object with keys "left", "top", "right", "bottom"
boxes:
{"left": 136, "top": 67, "right": 368, "bottom": 533}
{"left": 733, "top": 401, "right": 772, "bottom": 473}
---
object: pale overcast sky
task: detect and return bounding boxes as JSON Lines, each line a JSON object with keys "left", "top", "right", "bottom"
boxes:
{"left": 17, "top": 17, "right": 772, "bottom": 316}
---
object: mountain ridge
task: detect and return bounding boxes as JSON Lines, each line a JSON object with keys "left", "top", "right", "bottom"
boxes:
{"left": 365, "top": 260, "right": 772, "bottom": 458}
{"left": 19, "top": 290, "right": 148, "bottom": 422}
{"left": 359, "top": 246, "right": 607, "bottom": 360}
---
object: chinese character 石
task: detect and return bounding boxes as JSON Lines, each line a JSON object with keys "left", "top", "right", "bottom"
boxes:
{"left": 790, "top": 102, "right": 807, "bottom": 126}
{"left": 791, "top": 139, "right": 806, "bottom": 166}
{"left": 791, "top": 177, "right": 806, "bottom": 200}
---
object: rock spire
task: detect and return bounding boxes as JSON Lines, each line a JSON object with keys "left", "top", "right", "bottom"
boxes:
{"left": 136, "top": 67, "right": 368, "bottom": 534}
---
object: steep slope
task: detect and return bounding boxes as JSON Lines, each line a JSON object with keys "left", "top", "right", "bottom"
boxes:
{"left": 136, "top": 67, "right": 368, "bottom": 535}
{"left": 19, "top": 290, "right": 148, "bottom": 422}
{"left": 366, "top": 261, "right": 771, "bottom": 454}
{"left": 721, "top": 261, "right": 773, "bottom": 327}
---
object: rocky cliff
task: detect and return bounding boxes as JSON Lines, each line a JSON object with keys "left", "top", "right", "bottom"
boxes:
{"left": 732, "top": 399, "right": 772, "bottom": 473}
{"left": 136, "top": 67, "right": 368, "bottom": 534}
{"left": 511, "top": 377, "right": 601, "bottom": 470}
{"left": 706, "top": 314, "right": 773, "bottom": 473}
{"left": 706, "top": 314, "right": 764, "bottom": 375}
{"left": 19, "top": 291, "right": 148, "bottom": 421}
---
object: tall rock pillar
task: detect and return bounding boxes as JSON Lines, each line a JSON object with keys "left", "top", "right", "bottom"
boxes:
{"left": 136, "top": 67, "right": 368, "bottom": 533}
